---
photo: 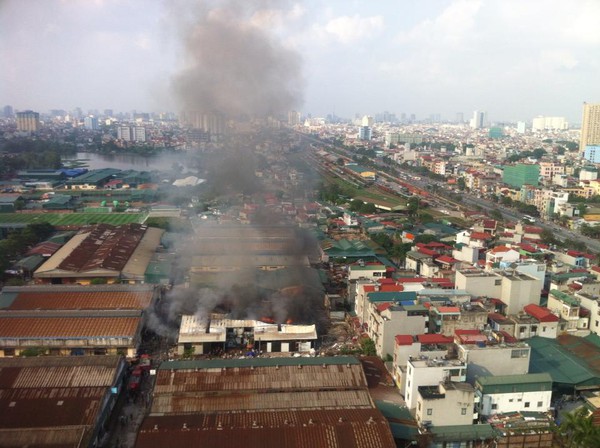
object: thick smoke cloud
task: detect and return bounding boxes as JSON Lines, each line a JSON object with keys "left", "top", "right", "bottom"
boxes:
{"left": 171, "top": 0, "right": 303, "bottom": 118}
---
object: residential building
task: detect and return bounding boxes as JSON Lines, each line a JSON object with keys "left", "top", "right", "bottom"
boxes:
{"left": 367, "top": 302, "right": 429, "bottom": 358}
{"left": 404, "top": 357, "right": 467, "bottom": 409}
{"left": 348, "top": 263, "right": 387, "bottom": 281}
{"left": 502, "top": 164, "right": 540, "bottom": 188}
{"left": 475, "top": 373, "right": 552, "bottom": 418}
{"left": 355, "top": 289, "right": 416, "bottom": 325}
{"left": 547, "top": 289, "right": 588, "bottom": 334}
{"left": 429, "top": 302, "right": 488, "bottom": 336}
{"left": 455, "top": 270, "right": 502, "bottom": 300}
{"left": 455, "top": 330, "right": 531, "bottom": 384}
{"left": 84, "top": 115, "right": 99, "bottom": 130}
{"left": 531, "top": 116, "right": 568, "bottom": 131}
{"left": 393, "top": 334, "right": 454, "bottom": 385}
{"left": 523, "top": 304, "right": 560, "bottom": 338}
{"left": 581, "top": 102, "right": 600, "bottom": 154}
{"left": 499, "top": 271, "right": 541, "bottom": 315}
{"left": 16, "top": 110, "right": 40, "bottom": 132}
{"left": 470, "top": 110, "right": 486, "bottom": 129}
{"left": 416, "top": 382, "right": 476, "bottom": 427}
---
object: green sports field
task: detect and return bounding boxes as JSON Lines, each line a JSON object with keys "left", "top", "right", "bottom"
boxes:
{"left": 0, "top": 212, "right": 147, "bottom": 227}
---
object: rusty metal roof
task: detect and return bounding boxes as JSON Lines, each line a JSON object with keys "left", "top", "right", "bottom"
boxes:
{"left": 0, "top": 356, "right": 122, "bottom": 389}
{"left": 0, "top": 426, "right": 88, "bottom": 447}
{"left": 43, "top": 223, "right": 147, "bottom": 273}
{"left": 0, "top": 316, "right": 141, "bottom": 338}
{"left": 0, "top": 386, "right": 106, "bottom": 428}
{"left": 0, "top": 356, "right": 124, "bottom": 448}
{"left": 151, "top": 390, "right": 374, "bottom": 414}
{"left": 135, "top": 409, "right": 395, "bottom": 448}
{"left": 5, "top": 290, "right": 153, "bottom": 311}
{"left": 153, "top": 363, "right": 367, "bottom": 394}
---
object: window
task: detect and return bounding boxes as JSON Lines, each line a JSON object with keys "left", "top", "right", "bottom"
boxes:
{"left": 418, "top": 402, "right": 421, "bottom": 411}
{"left": 511, "top": 349, "right": 529, "bottom": 358}
{"left": 491, "top": 404, "right": 498, "bottom": 410}
{"left": 509, "top": 398, "right": 514, "bottom": 402}
{"left": 427, "top": 408, "right": 432, "bottom": 416}
{"left": 537, "top": 401, "right": 543, "bottom": 408}
{"left": 524, "top": 402, "right": 530, "bottom": 408}
{"left": 494, "top": 279, "right": 502, "bottom": 286}
{"left": 461, "top": 408, "right": 467, "bottom": 415}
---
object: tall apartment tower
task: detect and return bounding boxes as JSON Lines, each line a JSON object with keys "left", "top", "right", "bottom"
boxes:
{"left": 16, "top": 110, "right": 41, "bottom": 132}
{"left": 581, "top": 103, "right": 600, "bottom": 153}
{"left": 470, "top": 110, "right": 486, "bottom": 129}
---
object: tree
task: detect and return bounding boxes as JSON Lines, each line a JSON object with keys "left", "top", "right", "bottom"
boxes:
{"left": 555, "top": 408, "right": 600, "bottom": 448}
{"left": 489, "top": 209, "right": 503, "bottom": 221}
{"left": 457, "top": 177, "right": 466, "bottom": 191}
{"left": 360, "top": 338, "right": 377, "bottom": 356}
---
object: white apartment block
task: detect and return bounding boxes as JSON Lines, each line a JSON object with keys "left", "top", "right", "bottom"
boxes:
{"left": 416, "top": 382, "right": 476, "bottom": 426}
{"left": 404, "top": 357, "right": 467, "bottom": 410}
{"left": 475, "top": 373, "right": 553, "bottom": 418}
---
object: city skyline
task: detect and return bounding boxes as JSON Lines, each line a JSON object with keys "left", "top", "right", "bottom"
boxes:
{"left": 1, "top": 0, "right": 600, "bottom": 123}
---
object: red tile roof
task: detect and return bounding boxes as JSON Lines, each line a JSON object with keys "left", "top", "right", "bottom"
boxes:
{"left": 523, "top": 304, "right": 559, "bottom": 322}
{"left": 488, "top": 312, "right": 508, "bottom": 322}
{"left": 470, "top": 232, "right": 493, "bottom": 240}
{"left": 395, "top": 335, "right": 414, "bottom": 346}
{"left": 417, "top": 334, "right": 453, "bottom": 345}
{"left": 437, "top": 306, "right": 460, "bottom": 314}
{"left": 523, "top": 226, "right": 543, "bottom": 234}
{"left": 376, "top": 303, "right": 393, "bottom": 312}
{"left": 436, "top": 255, "right": 457, "bottom": 264}
{"left": 380, "top": 285, "right": 404, "bottom": 292}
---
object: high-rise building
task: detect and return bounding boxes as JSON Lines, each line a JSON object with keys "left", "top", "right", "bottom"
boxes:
{"left": 3, "top": 105, "right": 13, "bottom": 118}
{"left": 580, "top": 103, "right": 600, "bottom": 153}
{"left": 358, "top": 126, "right": 372, "bottom": 141}
{"left": 531, "top": 116, "right": 568, "bottom": 131}
{"left": 361, "top": 115, "right": 374, "bottom": 127}
{"left": 469, "top": 110, "right": 486, "bottom": 129}
{"left": 287, "top": 110, "right": 301, "bottom": 126}
{"left": 517, "top": 121, "right": 526, "bottom": 134}
{"left": 16, "top": 110, "right": 40, "bottom": 132}
{"left": 117, "top": 126, "right": 132, "bottom": 141}
{"left": 84, "top": 116, "right": 99, "bottom": 130}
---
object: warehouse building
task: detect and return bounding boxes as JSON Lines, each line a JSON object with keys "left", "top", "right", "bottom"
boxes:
{"left": 134, "top": 356, "right": 395, "bottom": 448}
{"left": 34, "top": 223, "right": 163, "bottom": 284}
{"left": 0, "top": 355, "right": 126, "bottom": 447}
{"left": 0, "top": 284, "right": 157, "bottom": 357}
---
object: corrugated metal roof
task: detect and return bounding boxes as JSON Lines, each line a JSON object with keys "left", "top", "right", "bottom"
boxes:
{"left": 0, "top": 316, "right": 140, "bottom": 338}
{"left": 0, "top": 356, "right": 123, "bottom": 447}
{"left": 154, "top": 364, "right": 367, "bottom": 394}
{"left": 135, "top": 409, "right": 395, "bottom": 448}
{"left": 151, "top": 390, "right": 374, "bottom": 414}
{"left": 0, "top": 426, "right": 88, "bottom": 447}
{"left": 0, "top": 386, "right": 106, "bottom": 428}
{"left": 36, "top": 224, "right": 153, "bottom": 277}
{"left": 159, "top": 356, "right": 360, "bottom": 370}
{"left": 6, "top": 290, "right": 153, "bottom": 311}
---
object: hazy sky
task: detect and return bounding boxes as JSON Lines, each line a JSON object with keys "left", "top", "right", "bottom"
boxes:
{"left": 1, "top": 0, "right": 600, "bottom": 123}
